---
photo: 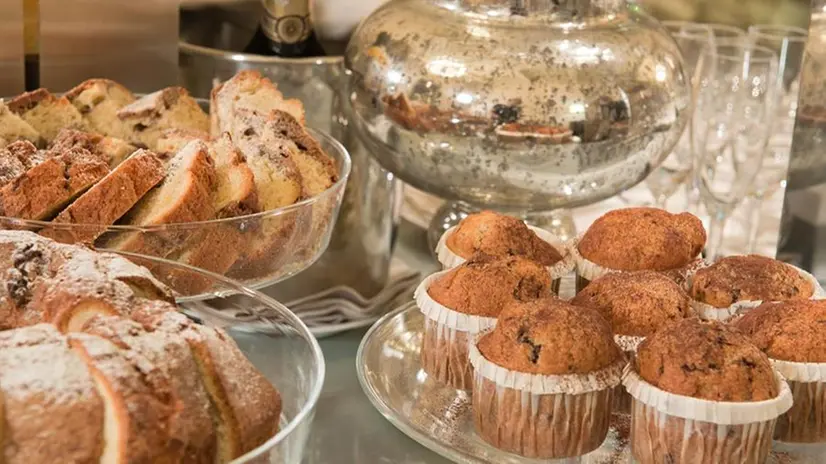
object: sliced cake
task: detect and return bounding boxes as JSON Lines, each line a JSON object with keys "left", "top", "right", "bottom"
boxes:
{"left": 155, "top": 128, "right": 209, "bottom": 161}
{"left": 116, "top": 87, "right": 209, "bottom": 151}
{"left": 7, "top": 89, "right": 88, "bottom": 142}
{"left": 0, "top": 140, "right": 51, "bottom": 188}
{"left": 0, "top": 100, "right": 42, "bottom": 147}
{"left": 40, "top": 150, "right": 165, "bottom": 244}
{"left": 65, "top": 78, "right": 136, "bottom": 140}
{"left": 50, "top": 129, "right": 138, "bottom": 167}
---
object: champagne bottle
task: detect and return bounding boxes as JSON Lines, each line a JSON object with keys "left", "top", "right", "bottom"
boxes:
{"left": 244, "top": 0, "right": 325, "bottom": 58}
{"left": 23, "top": 0, "right": 39, "bottom": 90}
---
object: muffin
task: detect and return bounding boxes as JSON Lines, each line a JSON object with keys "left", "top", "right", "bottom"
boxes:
{"left": 435, "top": 211, "right": 572, "bottom": 292}
{"left": 469, "top": 297, "right": 624, "bottom": 459}
{"left": 623, "top": 318, "right": 792, "bottom": 464}
{"left": 572, "top": 207, "right": 706, "bottom": 292}
{"left": 689, "top": 254, "right": 820, "bottom": 321}
{"left": 733, "top": 299, "right": 826, "bottom": 443}
{"left": 571, "top": 271, "right": 694, "bottom": 412}
{"left": 416, "top": 254, "right": 553, "bottom": 390}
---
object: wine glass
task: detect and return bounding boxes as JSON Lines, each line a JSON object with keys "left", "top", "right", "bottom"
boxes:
{"left": 695, "top": 42, "right": 779, "bottom": 262}
{"left": 741, "top": 25, "right": 807, "bottom": 253}
{"left": 644, "top": 24, "right": 714, "bottom": 210}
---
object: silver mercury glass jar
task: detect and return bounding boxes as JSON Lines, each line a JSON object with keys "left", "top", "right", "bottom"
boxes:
{"left": 345, "top": 0, "right": 691, "bottom": 244}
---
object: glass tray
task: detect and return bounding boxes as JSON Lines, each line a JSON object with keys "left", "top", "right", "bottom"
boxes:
{"left": 357, "top": 302, "right": 826, "bottom": 464}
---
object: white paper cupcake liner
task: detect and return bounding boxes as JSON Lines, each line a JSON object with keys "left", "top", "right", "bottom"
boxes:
{"left": 771, "top": 358, "right": 826, "bottom": 383}
{"left": 435, "top": 224, "right": 574, "bottom": 281}
{"left": 688, "top": 263, "right": 826, "bottom": 322}
{"left": 622, "top": 364, "right": 793, "bottom": 425}
{"left": 414, "top": 270, "right": 498, "bottom": 333}
{"left": 468, "top": 329, "right": 624, "bottom": 395}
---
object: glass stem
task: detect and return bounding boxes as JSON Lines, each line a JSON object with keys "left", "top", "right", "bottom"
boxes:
{"left": 746, "top": 196, "right": 763, "bottom": 254}
{"left": 684, "top": 174, "right": 700, "bottom": 215}
{"left": 654, "top": 193, "right": 668, "bottom": 210}
{"left": 705, "top": 212, "right": 728, "bottom": 263}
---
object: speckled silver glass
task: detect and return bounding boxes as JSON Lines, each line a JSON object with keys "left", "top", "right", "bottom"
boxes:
{"left": 345, "top": 0, "right": 691, "bottom": 241}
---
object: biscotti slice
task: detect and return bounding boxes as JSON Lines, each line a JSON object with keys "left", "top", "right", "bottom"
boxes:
{"left": 40, "top": 150, "right": 165, "bottom": 244}
{"left": 0, "top": 140, "right": 51, "bottom": 188}
{"left": 65, "top": 78, "right": 136, "bottom": 140}
{"left": 0, "top": 324, "right": 105, "bottom": 464}
{"left": 7, "top": 89, "right": 88, "bottom": 142}
{"left": 0, "top": 146, "right": 109, "bottom": 220}
{"left": 155, "top": 128, "right": 210, "bottom": 161}
{"left": 68, "top": 332, "right": 180, "bottom": 464}
{"left": 117, "top": 87, "right": 209, "bottom": 151}
{"left": 103, "top": 140, "right": 217, "bottom": 257}
{"left": 50, "top": 129, "right": 138, "bottom": 167}
{"left": 82, "top": 314, "right": 217, "bottom": 463}
{"left": 210, "top": 69, "right": 305, "bottom": 137}
{"left": 0, "top": 100, "right": 42, "bottom": 147}
{"left": 130, "top": 308, "right": 282, "bottom": 461}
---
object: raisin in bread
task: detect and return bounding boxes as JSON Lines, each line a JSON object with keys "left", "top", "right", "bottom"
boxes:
{"left": 209, "top": 70, "right": 305, "bottom": 137}
{"left": 103, "top": 140, "right": 217, "bottom": 257}
{"left": 7, "top": 89, "right": 88, "bottom": 142}
{"left": 65, "top": 78, "right": 136, "bottom": 140}
{"left": 117, "top": 87, "right": 209, "bottom": 151}
{"left": 0, "top": 146, "right": 109, "bottom": 220}
{"left": 41, "top": 150, "right": 165, "bottom": 244}
{"left": 0, "top": 101, "right": 42, "bottom": 147}
{"left": 50, "top": 129, "right": 137, "bottom": 168}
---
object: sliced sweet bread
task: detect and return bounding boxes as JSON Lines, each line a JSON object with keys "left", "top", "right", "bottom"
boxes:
{"left": 82, "top": 314, "right": 217, "bottom": 463}
{"left": 68, "top": 332, "right": 180, "bottom": 463}
{"left": 103, "top": 140, "right": 217, "bottom": 257}
{"left": 117, "top": 87, "right": 209, "bottom": 151}
{"left": 50, "top": 129, "right": 138, "bottom": 168}
{"left": 0, "top": 324, "right": 105, "bottom": 464}
{"left": 209, "top": 69, "right": 305, "bottom": 137}
{"left": 65, "top": 78, "right": 136, "bottom": 140}
{"left": 0, "top": 146, "right": 110, "bottom": 220}
{"left": 40, "top": 150, "right": 165, "bottom": 244}
{"left": 210, "top": 132, "right": 259, "bottom": 218}
{"left": 130, "top": 307, "right": 282, "bottom": 461}
{"left": 0, "top": 100, "right": 42, "bottom": 147}
{"left": 155, "top": 128, "right": 209, "bottom": 161}
{"left": 7, "top": 89, "right": 88, "bottom": 142}
{"left": 0, "top": 140, "right": 51, "bottom": 188}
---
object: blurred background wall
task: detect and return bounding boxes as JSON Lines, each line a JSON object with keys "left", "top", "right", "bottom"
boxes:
{"left": 638, "top": 0, "right": 809, "bottom": 28}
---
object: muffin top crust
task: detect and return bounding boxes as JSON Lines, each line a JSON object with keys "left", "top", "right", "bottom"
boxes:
{"left": 477, "top": 297, "right": 621, "bottom": 375}
{"left": 571, "top": 271, "right": 693, "bottom": 337}
{"left": 732, "top": 299, "right": 826, "bottom": 363}
{"left": 690, "top": 255, "right": 813, "bottom": 308}
{"left": 428, "top": 254, "right": 553, "bottom": 318}
{"left": 635, "top": 318, "right": 778, "bottom": 402}
{"left": 577, "top": 207, "right": 706, "bottom": 271}
{"left": 446, "top": 210, "right": 562, "bottom": 266}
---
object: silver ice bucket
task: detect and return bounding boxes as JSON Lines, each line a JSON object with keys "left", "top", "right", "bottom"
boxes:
{"left": 179, "top": 4, "right": 402, "bottom": 300}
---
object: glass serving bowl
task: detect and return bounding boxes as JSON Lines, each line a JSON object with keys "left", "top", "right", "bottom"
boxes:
{"left": 0, "top": 128, "right": 351, "bottom": 300}
{"left": 120, "top": 251, "right": 325, "bottom": 464}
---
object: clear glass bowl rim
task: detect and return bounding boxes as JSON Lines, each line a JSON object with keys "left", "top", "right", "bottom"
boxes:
{"left": 115, "top": 250, "right": 327, "bottom": 464}
{"left": 0, "top": 127, "right": 352, "bottom": 232}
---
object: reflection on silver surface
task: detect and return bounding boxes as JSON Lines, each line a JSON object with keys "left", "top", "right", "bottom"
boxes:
{"left": 345, "top": 0, "right": 691, "bottom": 210}
{"left": 0, "top": 0, "right": 24, "bottom": 95}
{"left": 358, "top": 303, "right": 826, "bottom": 464}
{"left": 179, "top": 7, "right": 401, "bottom": 299}
{"left": 40, "top": 0, "right": 178, "bottom": 92}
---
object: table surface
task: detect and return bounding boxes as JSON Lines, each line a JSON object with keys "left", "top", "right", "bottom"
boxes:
{"left": 303, "top": 220, "right": 449, "bottom": 464}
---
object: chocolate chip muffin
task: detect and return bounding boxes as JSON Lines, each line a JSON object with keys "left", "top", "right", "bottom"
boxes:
{"left": 574, "top": 208, "right": 705, "bottom": 291}
{"left": 443, "top": 210, "right": 563, "bottom": 266}
{"left": 626, "top": 318, "right": 790, "bottom": 463}
{"left": 690, "top": 255, "right": 814, "bottom": 311}
{"left": 418, "top": 255, "right": 554, "bottom": 390}
{"left": 733, "top": 300, "right": 826, "bottom": 442}
{"left": 571, "top": 271, "right": 693, "bottom": 338}
{"left": 470, "top": 297, "right": 623, "bottom": 458}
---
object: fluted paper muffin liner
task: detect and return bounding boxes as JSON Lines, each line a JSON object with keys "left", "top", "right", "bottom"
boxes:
{"left": 415, "top": 271, "right": 497, "bottom": 390}
{"left": 469, "top": 330, "right": 624, "bottom": 459}
{"left": 570, "top": 236, "right": 704, "bottom": 293}
{"left": 770, "top": 358, "right": 826, "bottom": 443}
{"left": 623, "top": 365, "right": 793, "bottom": 463}
{"left": 687, "top": 264, "right": 826, "bottom": 322}
{"left": 613, "top": 334, "right": 645, "bottom": 415}
{"left": 435, "top": 224, "right": 573, "bottom": 294}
